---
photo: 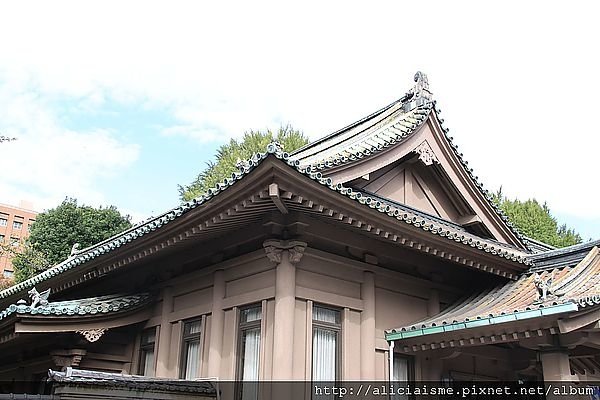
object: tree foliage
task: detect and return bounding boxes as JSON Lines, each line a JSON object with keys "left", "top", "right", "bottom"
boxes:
{"left": 12, "top": 198, "right": 132, "bottom": 283}
{"left": 492, "top": 188, "right": 582, "bottom": 248}
{"left": 179, "top": 125, "right": 309, "bottom": 201}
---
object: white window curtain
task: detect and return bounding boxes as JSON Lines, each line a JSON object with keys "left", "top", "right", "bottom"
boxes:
{"left": 240, "top": 327, "right": 261, "bottom": 400}
{"left": 392, "top": 356, "right": 409, "bottom": 400}
{"left": 312, "top": 327, "right": 337, "bottom": 382}
{"left": 142, "top": 350, "right": 155, "bottom": 377}
{"left": 184, "top": 339, "right": 201, "bottom": 379}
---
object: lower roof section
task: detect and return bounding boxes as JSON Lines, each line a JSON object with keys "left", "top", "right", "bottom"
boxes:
{"left": 387, "top": 246, "right": 600, "bottom": 343}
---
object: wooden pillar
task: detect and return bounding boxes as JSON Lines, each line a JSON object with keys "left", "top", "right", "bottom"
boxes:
{"left": 207, "top": 269, "right": 225, "bottom": 377}
{"left": 360, "top": 271, "right": 376, "bottom": 380}
{"left": 156, "top": 286, "right": 173, "bottom": 377}
{"left": 264, "top": 239, "right": 306, "bottom": 380}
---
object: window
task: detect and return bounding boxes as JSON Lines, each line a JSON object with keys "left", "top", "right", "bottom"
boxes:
{"left": 12, "top": 221, "right": 22, "bottom": 230}
{"left": 312, "top": 305, "right": 341, "bottom": 382}
{"left": 391, "top": 355, "right": 413, "bottom": 400}
{"left": 0, "top": 234, "right": 4, "bottom": 243}
{"left": 236, "top": 305, "right": 262, "bottom": 400}
{"left": 10, "top": 237, "right": 19, "bottom": 247}
{"left": 138, "top": 328, "right": 156, "bottom": 377}
{"left": 3, "top": 270, "right": 13, "bottom": 279}
{"left": 0, "top": 218, "right": 6, "bottom": 227}
{"left": 180, "top": 319, "right": 202, "bottom": 379}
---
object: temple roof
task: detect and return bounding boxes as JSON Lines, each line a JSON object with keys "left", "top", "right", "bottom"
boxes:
{"left": 291, "top": 72, "right": 529, "bottom": 250}
{"left": 0, "top": 293, "right": 151, "bottom": 322}
{"left": 387, "top": 245, "right": 600, "bottom": 342}
{"left": 291, "top": 93, "right": 431, "bottom": 170}
{"left": 0, "top": 145, "right": 536, "bottom": 306}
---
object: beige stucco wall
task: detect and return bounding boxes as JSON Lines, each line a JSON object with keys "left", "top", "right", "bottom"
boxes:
{"left": 131, "top": 247, "right": 456, "bottom": 382}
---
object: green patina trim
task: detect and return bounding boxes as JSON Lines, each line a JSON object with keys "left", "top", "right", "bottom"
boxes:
{"left": 0, "top": 293, "right": 151, "bottom": 321}
{"left": 385, "top": 302, "right": 579, "bottom": 342}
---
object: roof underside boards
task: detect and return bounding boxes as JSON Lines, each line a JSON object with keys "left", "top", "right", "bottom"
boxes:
{"left": 291, "top": 73, "right": 529, "bottom": 251}
{"left": 386, "top": 246, "right": 600, "bottom": 345}
{"left": 0, "top": 146, "right": 534, "bottom": 309}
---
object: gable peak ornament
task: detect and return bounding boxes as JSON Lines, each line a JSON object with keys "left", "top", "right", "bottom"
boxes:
{"left": 410, "top": 71, "right": 432, "bottom": 100}
{"left": 414, "top": 141, "right": 439, "bottom": 166}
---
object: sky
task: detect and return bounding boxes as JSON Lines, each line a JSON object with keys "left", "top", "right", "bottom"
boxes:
{"left": 0, "top": 1, "right": 599, "bottom": 240}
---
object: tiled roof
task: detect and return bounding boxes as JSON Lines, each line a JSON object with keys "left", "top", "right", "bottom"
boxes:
{"left": 387, "top": 246, "right": 600, "bottom": 341}
{"left": 291, "top": 96, "right": 432, "bottom": 170}
{"left": 49, "top": 368, "right": 217, "bottom": 395}
{"left": 291, "top": 73, "right": 530, "bottom": 250}
{"left": 524, "top": 236, "right": 557, "bottom": 254}
{"left": 528, "top": 239, "right": 600, "bottom": 271}
{"left": 0, "top": 293, "right": 150, "bottom": 321}
{"left": 0, "top": 142, "right": 534, "bottom": 304}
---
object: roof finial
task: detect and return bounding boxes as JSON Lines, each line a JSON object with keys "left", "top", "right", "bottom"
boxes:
{"left": 410, "top": 71, "right": 432, "bottom": 100}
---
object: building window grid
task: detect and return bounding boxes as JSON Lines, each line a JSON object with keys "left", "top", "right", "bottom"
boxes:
{"left": 0, "top": 218, "right": 6, "bottom": 227}
{"left": 138, "top": 327, "right": 156, "bottom": 377}
{"left": 312, "top": 304, "right": 342, "bottom": 382}
{"left": 12, "top": 221, "right": 22, "bottom": 230}
{"left": 236, "top": 304, "right": 262, "bottom": 400}
{"left": 180, "top": 319, "right": 202, "bottom": 379}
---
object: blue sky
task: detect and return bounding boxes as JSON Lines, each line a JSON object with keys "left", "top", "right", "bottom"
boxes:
{"left": 1, "top": 1, "right": 599, "bottom": 241}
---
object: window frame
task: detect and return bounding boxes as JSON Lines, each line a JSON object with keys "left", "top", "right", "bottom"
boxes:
{"left": 12, "top": 221, "right": 22, "bottom": 230}
{"left": 138, "top": 327, "right": 157, "bottom": 376}
{"left": 311, "top": 304, "right": 342, "bottom": 382}
{"left": 235, "top": 303, "right": 263, "bottom": 400}
{"left": 179, "top": 318, "right": 203, "bottom": 379}
{"left": 0, "top": 218, "right": 7, "bottom": 227}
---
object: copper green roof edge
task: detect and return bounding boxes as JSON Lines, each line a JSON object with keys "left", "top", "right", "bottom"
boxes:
{"left": 0, "top": 293, "right": 151, "bottom": 321}
{"left": 0, "top": 142, "right": 531, "bottom": 303}
{"left": 385, "top": 302, "right": 578, "bottom": 341}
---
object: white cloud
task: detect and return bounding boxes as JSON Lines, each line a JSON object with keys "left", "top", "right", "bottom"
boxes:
{"left": 0, "top": 0, "right": 598, "bottom": 223}
{"left": 0, "top": 85, "right": 139, "bottom": 211}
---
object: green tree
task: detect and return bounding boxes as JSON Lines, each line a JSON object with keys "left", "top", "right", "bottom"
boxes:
{"left": 12, "top": 198, "right": 132, "bottom": 283}
{"left": 492, "top": 188, "right": 582, "bottom": 248}
{"left": 179, "top": 125, "right": 309, "bottom": 201}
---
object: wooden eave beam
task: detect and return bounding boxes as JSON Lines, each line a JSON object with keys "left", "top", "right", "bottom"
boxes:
{"left": 269, "top": 183, "right": 289, "bottom": 214}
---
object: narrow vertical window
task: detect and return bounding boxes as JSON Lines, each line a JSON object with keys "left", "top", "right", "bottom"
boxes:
{"left": 180, "top": 319, "right": 202, "bottom": 379}
{"left": 139, "top": 328, "right": 156, "bottom": 377}
{"left": 237, "top": 304, "right": 262, "bottom": 400}
{"left": 312, "top": 305, "right": 341, "bottom": 382}
{"left": 391, "top": 355, "right": 413, "bottom": 400}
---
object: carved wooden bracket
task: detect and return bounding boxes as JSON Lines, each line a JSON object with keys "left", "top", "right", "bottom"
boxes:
{"left": 263, "top": 239, "right": 307, "bottom": 264}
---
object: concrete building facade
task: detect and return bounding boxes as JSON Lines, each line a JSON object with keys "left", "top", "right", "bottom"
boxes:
{"left": 0, "top": 202, "right": 37, "bottom": 277}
